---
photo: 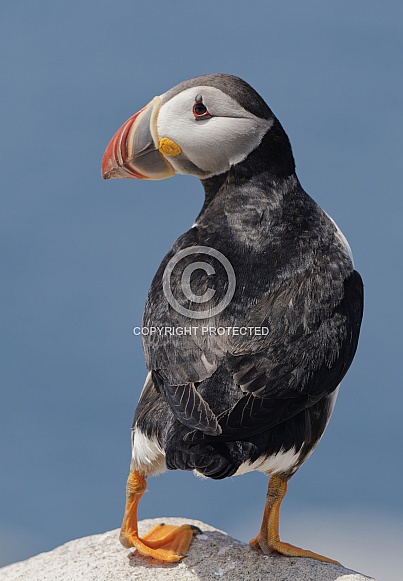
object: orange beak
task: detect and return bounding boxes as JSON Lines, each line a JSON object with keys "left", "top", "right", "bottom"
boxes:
{"left": 101, "top": 97, "right": 175, "bottom": 181}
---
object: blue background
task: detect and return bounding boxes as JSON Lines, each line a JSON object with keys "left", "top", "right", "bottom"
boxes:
{"left": 1, "top": 2, "right": 402, "bottom": 579}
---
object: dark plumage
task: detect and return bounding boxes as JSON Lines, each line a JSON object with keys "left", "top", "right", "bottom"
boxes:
{"left": 102, "top": 74, "right": 363, "bottom": 564}
{"left": 136, "top": 165, "right": 363, "bottom": 478}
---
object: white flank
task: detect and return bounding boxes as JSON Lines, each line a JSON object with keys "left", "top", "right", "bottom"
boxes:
{"left": 234, "top": 447, "right": 301, "bottom": 477}
{"left": 131, "top": 427, "right": 166, "bottom": 476}
{"left": 138, "top": 372, "right": 152, "bottom": 398}
{"left": 324, "top": 384, "right": 340, "bottom": 430}
{"left": 325, "top": 211, "right": 354, "bottom": 266}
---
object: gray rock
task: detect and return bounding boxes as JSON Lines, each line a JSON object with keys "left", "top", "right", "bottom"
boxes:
{"left": 0, "top": 518, "right": 376, "bottom": 581}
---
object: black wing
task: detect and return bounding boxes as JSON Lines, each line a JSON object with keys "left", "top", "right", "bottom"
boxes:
{"left": 187, "top": 269, "right": 363, "bottom": 442}
{"left": 152, "top": 370, "right": 222, "bottom": 436}
{"left": 141, "top": 209, "right": 363, "bottom": 442}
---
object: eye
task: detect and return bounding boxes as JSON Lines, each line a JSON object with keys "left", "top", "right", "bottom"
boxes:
{"left": 194, "top": 103, "right": 208, "bottom": 116}
{"left": 193, "top": 94, "right": 212, "bottom": 120}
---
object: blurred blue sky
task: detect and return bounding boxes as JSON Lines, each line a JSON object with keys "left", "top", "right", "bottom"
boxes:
{"left": 1, "top": 1, "right": 402, "bottom": 579}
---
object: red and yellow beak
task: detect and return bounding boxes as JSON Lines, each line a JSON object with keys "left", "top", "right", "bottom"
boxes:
{"left": 102, "top": 96, "right": 177, "bottom": 180}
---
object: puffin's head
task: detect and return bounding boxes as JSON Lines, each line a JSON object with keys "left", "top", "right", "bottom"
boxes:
{"left": 102, "top": 74, "right": 276, "bottom": 181}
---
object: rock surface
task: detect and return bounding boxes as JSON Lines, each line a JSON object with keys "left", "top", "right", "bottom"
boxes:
{"left": 0, "top": 517, "right": 376, "bottom": 581}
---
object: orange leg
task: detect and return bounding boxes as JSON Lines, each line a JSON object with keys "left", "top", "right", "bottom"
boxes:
{"left": 120, "top": 471, "right": 200, "bottom": 563}
{"left": 250, "top": 475, "right": 340, "bottom": 565}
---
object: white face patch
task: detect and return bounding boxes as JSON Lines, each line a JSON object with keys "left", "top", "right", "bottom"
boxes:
{"left": 157, "top": 86, "right": 273, "bottom": 178}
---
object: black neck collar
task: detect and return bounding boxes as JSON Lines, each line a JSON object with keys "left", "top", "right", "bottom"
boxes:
{"left": 201, "top": 118, "right": 296, "bottom": 203}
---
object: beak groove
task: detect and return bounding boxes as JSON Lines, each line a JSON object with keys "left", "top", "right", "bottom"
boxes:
{"left": 101, "top": 97, "right": 175, "bottom": 181}
{"left": 102, "top": 108, "right": 147, "bottom": 179}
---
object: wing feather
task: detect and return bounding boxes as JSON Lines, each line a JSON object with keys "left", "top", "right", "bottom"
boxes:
{"left": 152, "top": 371, "right": 222, "bottom": 436}
{"left": 186, "top": 270, "right": 363, "bottom": 443}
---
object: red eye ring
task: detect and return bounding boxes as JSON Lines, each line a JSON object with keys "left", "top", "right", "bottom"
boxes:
{"left": 193, "top": 102, "right": 212, "bottom": 120}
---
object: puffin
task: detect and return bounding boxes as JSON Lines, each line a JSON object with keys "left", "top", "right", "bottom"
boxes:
{"left": 102, "top": 74, "right": 363, "bottom": 564}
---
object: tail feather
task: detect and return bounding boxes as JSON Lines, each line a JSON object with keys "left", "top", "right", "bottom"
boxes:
{"left": 164, "top": 424, "right": 243, "bottom": 480}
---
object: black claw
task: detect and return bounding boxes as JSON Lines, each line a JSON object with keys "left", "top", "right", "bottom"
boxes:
{"left": 190, "top": 525, "right": 202, "bottom": 534}
{"left": 176, "top": 553, "right": 188, "bottom": 558}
